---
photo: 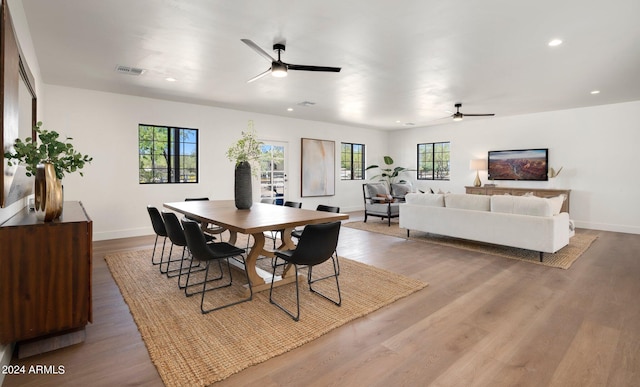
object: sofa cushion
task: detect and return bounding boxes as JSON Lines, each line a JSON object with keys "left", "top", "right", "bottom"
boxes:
{"left": 491, "top": 195, "right": 557, "bottom": 217}
{"left": 444, "top": 194, "right": 491, "bottom": 211}
{"left": 405, "top": 192, "right": 444, "bottom": 207}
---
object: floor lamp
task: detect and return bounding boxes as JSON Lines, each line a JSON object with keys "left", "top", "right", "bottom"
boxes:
{"left": 470, "top": 159, "right": 487, "bottom": 187}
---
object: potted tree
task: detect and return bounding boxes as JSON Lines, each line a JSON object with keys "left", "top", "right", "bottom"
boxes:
{"left": 365, "top": 156, "right": 412, "bottom": 188}
{"left": 226, "top": 121, "right": 262, "bottom": 209}
{"left": 4, "top": 121, "right": 92, "bottom": 221}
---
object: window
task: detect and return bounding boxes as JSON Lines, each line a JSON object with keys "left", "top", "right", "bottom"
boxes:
{"left": 417, "top": 142, "right": 450, "bottom": 180}
{"left": 139, "top": 124, "right": 198, "bottom": 183}
{"left": 341, "top": 142, "right": 365, "bottom": 180}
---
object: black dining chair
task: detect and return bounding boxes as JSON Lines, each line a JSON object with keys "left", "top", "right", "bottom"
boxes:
{"left": 291, "top": 204, "right": 342, "bottom": 274}
{"left": 161, "top": 211, "right": 210, "bottom": 287}
{"left": 269, "top": 221, "right": 342, "bottom": 321}
{"left": 181, "top": 219, "right": 253, "bottom": 313}
{"left": 291, "top": 204, "right": 340, "bottom": 239}
{"left": 266, "top": 201, "right": 303, "bottom": 249}
{"left": 147, "top": 206, "right": 168, "bottom": 267}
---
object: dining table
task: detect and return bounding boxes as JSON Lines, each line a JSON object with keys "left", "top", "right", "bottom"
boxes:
{"left": 163, "top": 200, "right": 349, "bottom": 295}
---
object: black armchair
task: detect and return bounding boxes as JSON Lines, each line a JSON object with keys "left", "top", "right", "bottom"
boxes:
{"left": 363, "top": 183, "right": 400, "bottom": 226}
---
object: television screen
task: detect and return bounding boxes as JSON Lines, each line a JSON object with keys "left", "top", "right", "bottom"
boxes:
{"left": 488, "top": 149, "right": 548, "bottom": 181}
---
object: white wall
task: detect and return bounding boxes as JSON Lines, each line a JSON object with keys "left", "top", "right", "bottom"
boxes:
{"left": 388, "top": 100, "right": 640, "bottom": 234}
{"left": 42, "top": 85, "right": 389, "bottom": 240}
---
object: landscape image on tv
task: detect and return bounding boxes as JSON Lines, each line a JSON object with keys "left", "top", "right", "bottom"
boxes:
{"left": 488, "top": 149, "right": 548, "bottom": 181}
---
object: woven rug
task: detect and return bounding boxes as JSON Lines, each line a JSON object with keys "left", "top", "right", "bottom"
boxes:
{"left": 105, "top": 248, "right": 427, "bottom": 386}
{"left": 344, "top": 220, "right": 597, "bottom": 269}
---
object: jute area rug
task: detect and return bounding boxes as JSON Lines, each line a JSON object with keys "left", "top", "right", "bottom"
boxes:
{"left": 344, "top": 220, "right": 597, "bottom": 269}
{"left": 105, "top": 247, "right": 427, "bottom": 386}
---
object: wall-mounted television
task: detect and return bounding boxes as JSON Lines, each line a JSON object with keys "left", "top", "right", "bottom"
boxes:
{"left": 487, "top": 148, "right": 548, "bottom": 181}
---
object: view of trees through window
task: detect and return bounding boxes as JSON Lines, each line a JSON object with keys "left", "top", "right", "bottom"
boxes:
{"left": 417, "top": 142, "right": 450, "bottom": 180}
{"left": 138, "top": 124, "right": 198, "bottom": 183}
{"left": 340, "top": 142, "right": 365, "bottom": 180}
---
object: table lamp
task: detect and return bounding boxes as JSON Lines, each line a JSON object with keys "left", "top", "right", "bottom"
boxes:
{"left": 470, "top": 159, "right": 487, "bottom": 187}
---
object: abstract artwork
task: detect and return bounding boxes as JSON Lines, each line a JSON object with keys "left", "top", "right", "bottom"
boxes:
{"left": 301, "top": 138, "right": 335, "bottom": 197}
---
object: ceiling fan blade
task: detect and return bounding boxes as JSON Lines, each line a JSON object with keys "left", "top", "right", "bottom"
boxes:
{"left": 241, "top": 39, "right": 276, "bottom": 62}
{"left": 463, "top": 113, "right": 495, "bottom": 116}
{"left": 287, "top": 64, "right": 341, "bottom": 72}
{"left": 247, "top": 69, "right": 271, "bottom": 83}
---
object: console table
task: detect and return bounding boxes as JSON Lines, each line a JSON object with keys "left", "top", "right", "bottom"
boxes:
{"left": 465, "top": 186, "right": 571, "bottom": 214}
{"left": 0, "top": 201, "right": 92, "bottom": 357}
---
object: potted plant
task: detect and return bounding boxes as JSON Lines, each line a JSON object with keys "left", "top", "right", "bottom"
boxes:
{"left": 226, "top": 120, "right": 262, "bottom": 209}
{"left": 365, "top": 156, "right": 412, "bottom": 189}
{"left": 4, "top": 121, "right": 92, "bottom": 221}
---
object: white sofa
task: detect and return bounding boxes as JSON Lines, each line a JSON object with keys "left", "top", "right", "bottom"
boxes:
{"left": 399, "top": 192, "right": 575, "bottom": 261}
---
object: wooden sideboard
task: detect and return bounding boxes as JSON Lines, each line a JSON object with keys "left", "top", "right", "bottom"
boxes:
{"left": 465, "top": 186, "right": 571, "bottom": 214}
{"left": 0, "top": 201, "right": 92, "bottom": 355}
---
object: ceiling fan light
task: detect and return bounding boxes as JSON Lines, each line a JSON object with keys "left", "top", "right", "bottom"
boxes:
{"left": 453, "top": 113, "right": 463, "bottom": 121}
{"left": 271, "top": 62, "right": 288, "bottom": 78}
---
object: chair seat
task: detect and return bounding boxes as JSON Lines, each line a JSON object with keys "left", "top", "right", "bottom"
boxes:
{"left": 365, "top": 202, "right": 400, "bottom": 215}
{"left": 206, "top": 242, "right": 246, "bottom": 259}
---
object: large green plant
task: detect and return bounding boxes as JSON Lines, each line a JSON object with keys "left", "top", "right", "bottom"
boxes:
{"left": 225, "top": 121, "right": 263, "bottom": 167}
{"left": 4, "top": 121, "right": 93, "bottom": 179}
{"left": 365, "top": 156, "right": 412, "bottom": 187}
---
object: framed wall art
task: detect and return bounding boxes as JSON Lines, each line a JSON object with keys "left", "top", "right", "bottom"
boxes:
{"left": 301, "top": 138, "right": 335, "bottom": 197}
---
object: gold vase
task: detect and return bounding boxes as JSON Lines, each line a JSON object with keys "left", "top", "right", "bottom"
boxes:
{"left": 34, "top": 163, "right": 63, "bottom": 222}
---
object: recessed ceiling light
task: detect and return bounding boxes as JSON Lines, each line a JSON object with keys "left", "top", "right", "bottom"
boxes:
{"left": 287, "top": 107, "right": 293, "bottom": 111}
{"left": 165, "top": 77, "right": 177, "bottom": 82}
{"left": 548, "top": 39, "right": 563, "bottom": 47}
{"left": 590, "top": 90, "right": 600, "bottom": 95}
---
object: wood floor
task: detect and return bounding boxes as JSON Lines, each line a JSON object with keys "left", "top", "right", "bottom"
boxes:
{"left": 4, "top": 213, "right": 640, "bottom": 386}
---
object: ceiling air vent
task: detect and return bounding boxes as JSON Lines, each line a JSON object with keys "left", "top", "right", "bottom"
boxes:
{"left": 115, "top": 65, "right": 146, "bottom": 76}
{"left": 297, "top": 101, "right": 316, "bottom": 107}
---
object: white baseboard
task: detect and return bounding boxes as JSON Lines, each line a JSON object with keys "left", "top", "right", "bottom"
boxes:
{"left": 92, "top": 226, "right": 153, "bottom": 241}
{"left": 574, "top": 220, "right": 640, "bottom": 235}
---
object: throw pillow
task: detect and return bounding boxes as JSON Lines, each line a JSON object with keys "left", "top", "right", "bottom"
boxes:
{"left": 546, "top": 194, "right": 566, "bottom": 215}
{"left": 390, "top": 183, "right": 412, "bottom": 198}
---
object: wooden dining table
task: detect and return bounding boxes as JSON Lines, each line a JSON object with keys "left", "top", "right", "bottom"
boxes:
{"left": 163, "top": 200, "right": 349, "bottom": 295}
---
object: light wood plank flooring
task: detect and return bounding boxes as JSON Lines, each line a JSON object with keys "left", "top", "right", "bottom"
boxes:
{"left": 4, "top": 213, "right": 640, "bottom": 386}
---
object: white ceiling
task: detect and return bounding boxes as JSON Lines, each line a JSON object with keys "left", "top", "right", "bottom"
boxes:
{"left": 20, "top": 0, "right": 640, "bottom": 130}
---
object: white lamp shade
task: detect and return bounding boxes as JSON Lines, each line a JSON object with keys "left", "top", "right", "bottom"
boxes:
{"left": 470, "top": 159, "right": 487, "bottom": 170}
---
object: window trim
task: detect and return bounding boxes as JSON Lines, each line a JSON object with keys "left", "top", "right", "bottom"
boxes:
{"left": 138, "top": 124, "right": 199, "bottom": 184}
{"left": 340, "top": 142, "right": 366, "bottom": 180}
{"left": 416, "top": 141, "right": 450, "bottom": 181}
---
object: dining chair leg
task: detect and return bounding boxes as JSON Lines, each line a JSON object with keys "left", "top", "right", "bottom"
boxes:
{"left": 185, "top": 259, "right": 227, "bottom": 297}
{"left": 308, "top": 256, "right": 342, "bottom": 306}
{"left": 200, "top": 257, "right": 253, "bottom": 314}
{"left": 269, "top": 259, "right": 301, "bottom": 321}
{"left": 151, "top": 235, "right": 167, "bottom": 266}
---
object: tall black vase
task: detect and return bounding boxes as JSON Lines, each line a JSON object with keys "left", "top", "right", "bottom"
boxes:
{"left": 234, "top": 161, "right": 253, "bottom": 209}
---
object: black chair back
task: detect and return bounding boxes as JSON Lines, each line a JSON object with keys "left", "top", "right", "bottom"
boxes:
{"left": 316, "top": 204, "right": 340, "bottom": 213}
{"left": 182, "top": 219, "right": 211, "bottom": 261}
{"left": 162, "top": 212, "right": 187, "bottom": 247}
{"left": 147, "top": 206, "right": 168, "bottom": 237}
{"left": 284, "top": 201, "right": 302, "bottom": 208}
{"left": 185, "top": 197, "right": 209, "bottom": 201}
{"left": 290, "top": 222, "right": 341, "bottom": 266}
